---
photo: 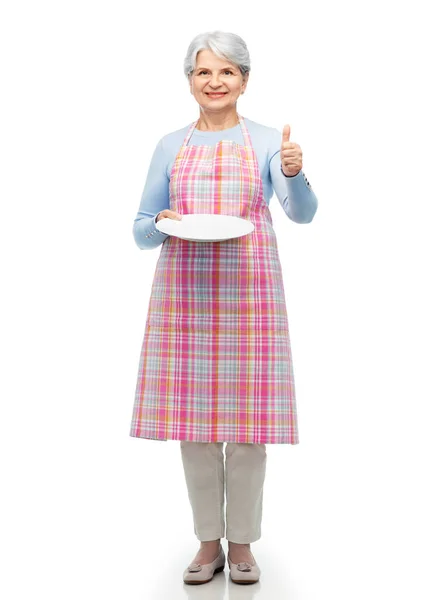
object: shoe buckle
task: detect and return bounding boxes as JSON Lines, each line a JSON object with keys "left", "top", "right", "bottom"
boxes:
{"left": 188, "top": 563, "right": 202, "bottom": 572}
{"left": 237, "top": 561, "right": 252, "bottom": 571}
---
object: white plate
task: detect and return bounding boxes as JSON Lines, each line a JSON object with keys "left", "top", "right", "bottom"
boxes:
{"left": 155, "top": 213, "right": 255, "bottom": 242}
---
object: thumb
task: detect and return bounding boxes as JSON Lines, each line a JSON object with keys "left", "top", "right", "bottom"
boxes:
{"left": 282, "top": 124, "right": 291, "bottom": 143}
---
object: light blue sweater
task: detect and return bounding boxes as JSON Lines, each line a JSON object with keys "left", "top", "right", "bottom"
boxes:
{"left": 133, "top": 117, "right": 318, "bottom": 250}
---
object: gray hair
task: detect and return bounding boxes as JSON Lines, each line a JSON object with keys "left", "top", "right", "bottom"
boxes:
{"left": 183, "top": 31, "right": 250, "bottom": 80}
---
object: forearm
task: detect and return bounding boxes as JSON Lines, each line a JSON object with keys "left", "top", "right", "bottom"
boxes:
{"left": 271, "top": 153, "right": 318, "bottom": 223}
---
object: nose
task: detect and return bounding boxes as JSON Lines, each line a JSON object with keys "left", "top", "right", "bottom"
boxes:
{"left": 209, "top": 74, "right": 222, "bottom": 88}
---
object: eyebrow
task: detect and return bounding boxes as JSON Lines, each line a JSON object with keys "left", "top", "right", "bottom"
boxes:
{"left": 196, "top": 66, "right": 236, "bottom": 71}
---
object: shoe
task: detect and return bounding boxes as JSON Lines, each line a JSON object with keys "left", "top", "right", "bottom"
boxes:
{"left": 227, "top": 551, "right": 261, "bottom": 584}
{"left": 183, "top": 545, "right": 225, "bottom": 585}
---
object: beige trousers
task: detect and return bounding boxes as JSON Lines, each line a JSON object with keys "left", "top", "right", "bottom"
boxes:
{"left": 180, "top": 441, "right": 267, "bottom": 544}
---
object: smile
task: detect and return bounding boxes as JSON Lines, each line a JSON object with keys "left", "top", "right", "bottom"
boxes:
{"left": 206, "top": 93, "right": 227, "bottom": 98}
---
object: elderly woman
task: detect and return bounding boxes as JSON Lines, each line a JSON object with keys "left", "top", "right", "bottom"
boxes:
{"left": 129, "top": 30, "right": 318, "bottom": 585}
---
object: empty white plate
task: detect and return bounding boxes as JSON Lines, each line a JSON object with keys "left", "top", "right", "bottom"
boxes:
{"left": 155, "top": 213, "right": 255, "bottom": 242}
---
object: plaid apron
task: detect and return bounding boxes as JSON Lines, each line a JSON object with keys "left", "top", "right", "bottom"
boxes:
{"left": 130, "top": 113, "right": 299, "bottom": 444}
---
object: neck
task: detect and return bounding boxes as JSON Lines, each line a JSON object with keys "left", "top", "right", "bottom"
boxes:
{"left": 196, "top": 109, "right": 240, "bottom": 132}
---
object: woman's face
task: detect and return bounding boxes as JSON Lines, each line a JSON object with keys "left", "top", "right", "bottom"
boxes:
{"left": 189, "top": 49, "right": 248, "bottom": 112}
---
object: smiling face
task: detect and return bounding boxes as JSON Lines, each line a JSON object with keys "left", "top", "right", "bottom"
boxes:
{"left": 188, "top": 49, "right": 248, "bottom": 112}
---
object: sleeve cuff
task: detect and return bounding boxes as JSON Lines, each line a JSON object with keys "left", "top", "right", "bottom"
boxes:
{"left": 143, "top": 214, "right": 169, "bottom": 240}
{"left": 280, "top": 166, "right": 302, "bottom": 179}
{"left": 280, "top": 167, "right": 312, "bottom": 189}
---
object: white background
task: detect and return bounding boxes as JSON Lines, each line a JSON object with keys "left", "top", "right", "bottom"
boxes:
{"left": 1, "top": 1, "right": 426, "bottom": 598}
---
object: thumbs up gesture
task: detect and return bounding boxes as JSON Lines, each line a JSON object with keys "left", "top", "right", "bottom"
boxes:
{"left": 280, "top": 124, "right": 303, "bottom": 177}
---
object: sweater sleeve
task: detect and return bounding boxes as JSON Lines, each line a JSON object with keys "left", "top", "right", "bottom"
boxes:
{"left": 132, "top": 137, "right": 171, "bottom": 250}
{"left": 268, "top": 128, "right": 318, "bottom": 224}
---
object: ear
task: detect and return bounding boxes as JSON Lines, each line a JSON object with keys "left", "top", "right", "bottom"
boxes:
{"left": 242, "top": 72, "right": 249, "bottom": 93}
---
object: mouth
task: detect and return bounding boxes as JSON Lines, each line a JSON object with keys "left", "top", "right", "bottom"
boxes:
{"left": 206, "top": 92, "right": 227, "bottom": 98}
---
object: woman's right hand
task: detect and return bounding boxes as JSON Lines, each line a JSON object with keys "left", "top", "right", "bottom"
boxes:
{"left": 155, "top": 210, "right": 183, "bottom": 223}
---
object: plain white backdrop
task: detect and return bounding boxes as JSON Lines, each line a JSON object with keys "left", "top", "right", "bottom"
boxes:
{"left": 1, "top": 1, "right": 426, "bottom": 598}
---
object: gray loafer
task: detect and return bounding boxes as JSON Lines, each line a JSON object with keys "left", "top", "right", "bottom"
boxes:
{"left": 183, "top": 545, "right": 225, "bottom": 585}
{"left": 227, "top": 551, "right": 261, "bottom": 584}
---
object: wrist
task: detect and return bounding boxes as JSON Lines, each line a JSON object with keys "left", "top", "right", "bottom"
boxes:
{"left": 281, "top": 165, "right": 300, "bottom": 178}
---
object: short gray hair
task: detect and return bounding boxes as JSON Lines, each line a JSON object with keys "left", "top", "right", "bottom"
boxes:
{"left": 183, "top": 30, "right": 250, "bottom": 80}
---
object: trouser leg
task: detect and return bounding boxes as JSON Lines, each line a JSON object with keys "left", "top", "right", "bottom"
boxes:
{"left": 225, "top": 442, "right": 267, "bottom": 544}
{"left": 180, "top": 441, "right": 225, "bottom": 541}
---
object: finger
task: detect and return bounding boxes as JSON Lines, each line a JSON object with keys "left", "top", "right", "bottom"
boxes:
{"left": 281, "top": 151, "right": 301, "bottom": 162}
{"left": 282, "top": 124, "right": 291, "bottom": 143}
{"left": 282, "top": 157, "right": 301, "bottom": 166}
{"left": 282, "top": 148, "right": 301, "bottom": 156}
{"left": 282, "top": 158, "right": 300, "bottom": 166}
{"left": 282, "top": 142, "right": 298, "bottom": 150}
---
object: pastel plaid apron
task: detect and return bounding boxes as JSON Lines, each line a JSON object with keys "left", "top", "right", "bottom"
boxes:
{"left": 130, "top": 113, "right": 299, "bottom": 444}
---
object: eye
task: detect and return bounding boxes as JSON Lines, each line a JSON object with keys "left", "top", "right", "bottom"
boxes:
{"left": 197, "top": 70, "right": 234, "bottom": 75}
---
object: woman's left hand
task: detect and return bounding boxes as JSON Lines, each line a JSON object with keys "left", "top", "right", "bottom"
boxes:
{"left": 281, "top": 124, "right": 303, "bottom": 177}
